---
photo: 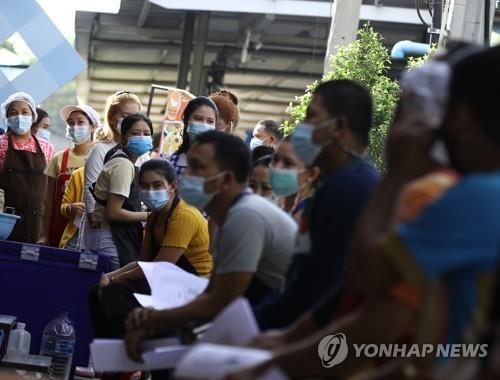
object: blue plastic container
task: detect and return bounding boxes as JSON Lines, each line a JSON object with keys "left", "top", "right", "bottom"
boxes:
{"left": 0, "top": 213, "right": 20, "bottom": 239}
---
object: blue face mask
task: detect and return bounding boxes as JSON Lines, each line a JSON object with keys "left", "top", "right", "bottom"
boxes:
{"left": 140, "top": 189, "right": 170, "bottom": 211}
{"left": 187, "top": 122, "right": 214, "bottom": 141}
{"left": 269, "top": 166, "right": 302, "bottom": 197}
{"left": 36, "top": 129, "right": 51, "bottom": 141}
{"left": 291, "top": 119, "right": 338, "bottom": 166}
{"left": 290, "top": 123, "right": 321, "bottom": 166}
{"left": 73, "top": 125, "right": 91, "bottom": 144}
{"left": 127, "top": 135, "right": 153, "bottom": 156}
{"left": 178, "top": 173, "right": 224, "bottom": 210}
{"left": 7, "top": 115, "right": 33, "bottom": 136}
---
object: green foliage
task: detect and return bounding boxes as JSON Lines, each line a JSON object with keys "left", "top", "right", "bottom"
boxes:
{"left": 283, "top": 24, "right": 399, "bottom": 171}
{"left": 406, "top": 45, "right": 437, "bottom": 71}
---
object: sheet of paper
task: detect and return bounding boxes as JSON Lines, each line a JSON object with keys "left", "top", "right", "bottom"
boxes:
{"left": 199, "top": 298, "right": 260, "bottom": 346}
{"left": 133, "top": 293, "right": 155, "bottom": 308}
{"left": 175, "top": 343, "right": 274, "bottom": 380}
{"left": 138, "top": 261, "right": 209, "bottom": 310}
{"left": 90, "top": 337, "right": 187, "bottom": 372}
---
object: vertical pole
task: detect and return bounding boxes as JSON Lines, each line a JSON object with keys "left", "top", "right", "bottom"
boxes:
{"left": 430, "top": 0, "right": 442, "bottom": 44}
{"left": 323, "top": 0, "right": 362, "bottom": 75}
{"left": 176, "top": 11, "right": 196, "bottom": 89}
{"left": 190, "top": 11, "right": 210, "bottom": 95}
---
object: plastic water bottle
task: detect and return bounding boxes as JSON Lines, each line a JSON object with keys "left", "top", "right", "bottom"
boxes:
{"left": 6, "top": 322, "right": 31, "bottom": 359}
{"left": 39, "top": 312, "right": 76, "bottom": 380}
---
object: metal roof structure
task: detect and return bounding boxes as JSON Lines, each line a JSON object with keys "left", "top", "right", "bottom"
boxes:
{"left": 74, "top": 0, "right": 437, "bottom": 131}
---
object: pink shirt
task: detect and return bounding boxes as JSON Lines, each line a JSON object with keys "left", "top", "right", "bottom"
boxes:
{"left": 0, "top": 133, "right": 55, "bottom": 171}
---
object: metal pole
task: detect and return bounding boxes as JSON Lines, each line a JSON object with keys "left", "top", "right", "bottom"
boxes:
{"left": 430, "top": 0, "right": 442, "bottom": 44}
{"left": 485, "top": 0, "right": 491, "bottom": 46}
{"left": 190, "top": 11, "right": 210, "bottom": 95}
{"left": 176, "top": 12, "right": 196, "bottom": 89}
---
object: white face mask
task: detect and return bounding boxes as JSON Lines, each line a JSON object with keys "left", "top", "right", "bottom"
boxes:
{"left": 250, "top": 136, "right": 271, "bottom": 151}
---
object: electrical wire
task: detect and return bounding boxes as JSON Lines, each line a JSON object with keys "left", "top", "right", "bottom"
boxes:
{"left": 415, "top": 0, "right": 431, "bottom": 27}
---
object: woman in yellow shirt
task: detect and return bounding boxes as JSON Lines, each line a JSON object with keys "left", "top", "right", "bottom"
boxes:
{"left": 59, "top": 167, "right": 84, "bottom": 250}
{"left": 89, "top": 159, "right": 212, "bottom": 339}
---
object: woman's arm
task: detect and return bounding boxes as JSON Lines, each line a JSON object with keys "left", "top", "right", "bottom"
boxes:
{"left": 106, "top": 246, "right": 186, "bottom": 284}
{"left": 84, "top": 144, "right": 106, "bottom": 221}
{"left": 105, "top": 193, "right": 148, "bottom": 223}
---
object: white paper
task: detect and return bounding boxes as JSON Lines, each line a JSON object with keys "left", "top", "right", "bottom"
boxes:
{"left": 175, "top": 343, "right": 277, "bottom": 380}
{"left": 137, "top": 261, "right": 209, "bottom": 310}
{"left": 133, "top": 293, "right": 156, "bottom": 308}
{"left": 90, "top": 337, "right": 188, "bottom": 372}
{"left": 199, "top": 298, "right": 260, "bottom": 346}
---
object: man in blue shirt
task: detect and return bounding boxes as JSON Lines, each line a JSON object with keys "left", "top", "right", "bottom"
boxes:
{"left": 254, "top": 79, "right": 380, "bottom": 329}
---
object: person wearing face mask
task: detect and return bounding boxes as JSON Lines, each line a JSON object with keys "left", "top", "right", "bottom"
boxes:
{"left": 88, "top": 113, "right": 153, "bottom": 270}
{"left": 250, "top": 120, "right": 283, "bottom": 151}
{"left": 31, "top": 108, "right": 54, "bottom": 146}
{"left": 0, "top": 92, "right": 54, "bottom": 243}
{"left": 269, "top": 137, "right": 320, "bottom": 221}
{"left": 38, "top": 104, "right": 100, "bottom": 247}
{"left": 249, "top": 80, "right": 380, "bottom": 331}
{"left": 249, "top": 146, "right": 277, "bottom": 204}
{"left": 123, "top": 131, "right": 297, "bottom": 362}
{"left": 83, "top": 91, "right": 143, "bottom": 250}
{"left": 88, "top": 159, "right": 212, "bottom": 341}
{"left": 169, "top": 97, "right": 218, "bottom": 177}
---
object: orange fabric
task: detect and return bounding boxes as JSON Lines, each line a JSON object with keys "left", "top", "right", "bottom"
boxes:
{"left": 389, "top": 282, "right": 422, "bottom": 310}
{"left": 397, "top": 168, "right": 460, "bottom": 223}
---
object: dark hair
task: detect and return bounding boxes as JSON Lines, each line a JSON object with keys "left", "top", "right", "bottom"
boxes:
{"left": 34, "top": 108, "right": 49, "bottom": 126}
{"left": 194, "top": 130, "right": 251, "bottom": 183}
{"left": 448, "top": 44, "right": 500, "bottom": 144}
{"left": 313, "top": 80, "right": 373, "bottom": 147}
{"left": 139, "top": 158, "right": 177, "bottom": 184}
{"left": 152, "top": 132, "right": 162, "bottom": 150}
{"left": 121, "top": 113, "right": 153, "bottom": 136}
{"left": 177, "top": 97, "right": 219, "bottom": 154}
{"left": 257, "top": 120, "right": 283, "bottom": 140}
{"left": 252, "top": 145, "right": 274, "bottom": 168}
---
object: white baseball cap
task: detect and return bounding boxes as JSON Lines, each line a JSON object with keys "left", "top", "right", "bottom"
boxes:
{"left": 60, "top": 104, "right": 101, "bottom": 128}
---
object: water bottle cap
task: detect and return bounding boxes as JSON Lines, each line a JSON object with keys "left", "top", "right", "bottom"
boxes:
{"left": 16, "top": 322, "right": 25, "bottom": 330}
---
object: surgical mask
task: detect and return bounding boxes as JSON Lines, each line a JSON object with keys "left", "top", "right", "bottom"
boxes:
{"left": 187, "top": 122, "right": 214, "bottom": 141}
{"left": 179, "top": 173, "right": 224, "bottom": 210}
{"left": 291, "top": 118, "right": 338, "bottom": 166}
{"left": 73, "top": 125, "right": 91, "bottom": 144}
{"left": 250, "top": 137, "right": 270, "bottom": 151}
{"left": 7, "top": 115, "right": 32, "bottom": 135}
{"left": 36, "top": 129, "right": 51, "bottom": 141}
{"left": 127, "top": 135, "right": 153, "bottom": 156}
{"left": 269, "top": 166, "right": 303, "bottom": 197}
{"left": 140, "top": 189, "right": 170, "bottom": 211}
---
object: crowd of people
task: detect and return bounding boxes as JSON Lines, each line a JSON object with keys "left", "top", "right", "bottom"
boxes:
{"left": 1, "top": 41, "right": 500, "bottom": 379}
